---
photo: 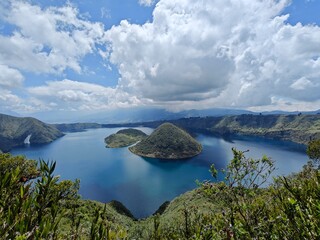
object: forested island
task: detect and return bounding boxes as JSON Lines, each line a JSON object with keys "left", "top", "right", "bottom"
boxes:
{"left": 129, "top": 123, "right": 202, "bottom": 159}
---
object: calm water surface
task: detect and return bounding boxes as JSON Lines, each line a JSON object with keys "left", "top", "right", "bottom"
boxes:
{"left": 11, "top": 128, "right": 308, "bottom": 218}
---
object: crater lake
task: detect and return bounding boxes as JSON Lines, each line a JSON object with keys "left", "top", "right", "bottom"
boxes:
{"left": 11, "top": 127, "right": 308, "bottom": 218}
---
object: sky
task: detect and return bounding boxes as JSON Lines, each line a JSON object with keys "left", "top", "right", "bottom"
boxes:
{"left": 0, "top": 0, "right": 320, "bottom": 118}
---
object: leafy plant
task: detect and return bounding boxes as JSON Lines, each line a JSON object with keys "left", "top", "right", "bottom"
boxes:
{"left": 307, "top": 139, "right": 320, "bottom": 166}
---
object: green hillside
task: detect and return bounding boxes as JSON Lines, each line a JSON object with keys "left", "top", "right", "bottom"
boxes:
{"left": 0, "top": 113, "right": 64, "bottom": 152}
{"left": 129, "top": 123, "right": 202, "bottom": 159}
{"left": 208, "top": 114, "right": 320, "bottom": 144}
{"left": 105, "top": 128, "right": 147, "bottom": 148}
{"left": 127, "top": 114, "right": 320, "bottom": 145}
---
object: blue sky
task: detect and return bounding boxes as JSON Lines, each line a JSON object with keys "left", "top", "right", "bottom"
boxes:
{"left": 0, "top": 0, "right": 320, "bottom": 119}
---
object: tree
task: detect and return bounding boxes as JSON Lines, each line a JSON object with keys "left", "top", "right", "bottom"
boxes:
{"left": 202, "top": 148, "right": 275, "bottom": 239}
{"left": 306, "top": 139, "right": 320, "bottom": 165}
{"left": 0, "top": 153, "right": 79, "bottom": 239}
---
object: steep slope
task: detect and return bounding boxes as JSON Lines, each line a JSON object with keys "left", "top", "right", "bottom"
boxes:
{"left": 129, "top": 123, "right": 202, "bottom": 159}
{"left": 208, "top": 114, "right": 320, "bottom": 144}
{"left": 105, "top": 129, "right": 147, "bottom": 148}
{"left": 0, "top": 113, "right": 64, "bottom": 152}
{"left": 129, "top": 114, "right": 320, "bottom": 145}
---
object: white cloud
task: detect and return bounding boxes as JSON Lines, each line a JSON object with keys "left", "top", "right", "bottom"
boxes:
{"left": 2, "top": 0, "right": 320, "bottom": 115}
{"left": 0, "top": 89, "right": 48, "bottom": 113}
{"left": 105, "top": 0, "right": 320, "bottom": 111}
{"left": 0, "top": 1, "right": 105, "bottom": 74}
{"left": 28, "top": 79, "right": 143, "bottom": 111}
{"left": 290, "top": 77, "right": 315, "bottom": 90}
{"left": 138, "top": 0, "right": 155, "bottom": 7}
{"left": 0, "top": 64, "right": 24, "bottom": 88}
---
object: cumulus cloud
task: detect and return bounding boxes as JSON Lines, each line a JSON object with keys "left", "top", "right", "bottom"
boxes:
{"left": 2, "top": 0, "right": 320, "bottom": 114}
{"left": 28, "top": 79, "right": 143, "bottom": 111}
{"left": 0, "top": 1, "right": 105, "bottom": 74}
{"left": 0, "top": 89, "right": 47, "bottom": 113}
{"left": 0, "top": 65, "right": 24, "bottom": 88}
{"left": 105, "top": 0, "right": 320, "bottom": 111}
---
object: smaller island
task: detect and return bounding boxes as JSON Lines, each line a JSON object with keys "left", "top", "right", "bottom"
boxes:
{"left": 129, "top": 123, "right": 202, "bottom": 159}
{"left": 105, "top": 129, "right": 147, "bottom": 148}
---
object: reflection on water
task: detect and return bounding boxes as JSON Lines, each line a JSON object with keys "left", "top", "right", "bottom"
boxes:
{"left": 11, "top": 128, "right": 308, "bottom": 218}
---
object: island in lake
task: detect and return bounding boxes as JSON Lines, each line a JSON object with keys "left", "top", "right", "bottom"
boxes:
{"left": 129, "top": 122, "right": 202, "bottom": 159}
{"left": 105, "top": 128, "right": 147, "bottom": 148}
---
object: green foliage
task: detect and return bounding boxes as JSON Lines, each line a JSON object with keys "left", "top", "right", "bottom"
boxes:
{"left": 196, "top": 148, "right": 320, "bottom": 240}
{"left": 272, "top": 165, "right": 320, "bottom": 239}
{"left": 0, "top": 155, "right": 80, "bottom": 239}
{"left": 307, "top": 139, "right": 320, "bottom": 164}
{"left": 89, "top": 204, "right": 128, "bottom": 240}
{"left": 0, "top": 153, "right": 38, "bottom": 180}
{"left": 201, "top": 148, "right": 276, "bottom": 239}
{"left": 0, "top": 153, "right": 129, "bottom": 240}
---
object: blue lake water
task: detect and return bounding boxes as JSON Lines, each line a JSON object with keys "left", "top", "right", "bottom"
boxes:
{"left": 11, "top": 128, "right": 308, "bottom": 218}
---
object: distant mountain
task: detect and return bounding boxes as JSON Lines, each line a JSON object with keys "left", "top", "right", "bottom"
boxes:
{"left": 129, "top": 123, "right": 202, "bottom": 159}
{"left": 0, "top": 113, "right": 64, "bottom": 152}
{"left": 262, "top": 110, "right": 320, "bottom": 115}
{"left": 105, "top": 129, "right": 147, "bottom": 148}
{"left": 29, "top": 107, "right": 254, "bottom": 123}
{"left": 178, "top": 108, "right": 253, "bottom": 117}
{"left": 53, "top": 123, "right": 103, "bottom": 132}
{"left": 107, "top": 114, "right": 320, "bottom": 146}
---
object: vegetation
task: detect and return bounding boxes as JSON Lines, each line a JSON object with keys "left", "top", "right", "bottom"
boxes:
{"left": 0, "top": 153, "right": 132, "bottom": 239}
{"left": 107, "top": 114, "right": 320, "bottom": 145}
{"left": 208, "top": 114, "right": 320, "bottom": 145}
{"left": 0, "top": 113, "right": 64, "bottom": 152}
{"left": 129, "top": 123, "right": 202, "bottom": 159}
{"left": 1, "top": 140, "right": 320, "bottom": 239}
{"left": 2, "top": 112, "right": 320, "bottom": 152}
{"left": 105, "top": 129, "right": 147, "bottom": 148}
{"left": 307, "top": 139, "right": 320, "bottom": 166}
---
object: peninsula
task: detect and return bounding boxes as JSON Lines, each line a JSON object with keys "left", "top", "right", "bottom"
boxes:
{"left": 105, "top": 129, "right": 147, "bottom": 148}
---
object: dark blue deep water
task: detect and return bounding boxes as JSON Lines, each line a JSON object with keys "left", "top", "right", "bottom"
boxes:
{"left": 11, "top": 128, "right": 308, "bottom": 218}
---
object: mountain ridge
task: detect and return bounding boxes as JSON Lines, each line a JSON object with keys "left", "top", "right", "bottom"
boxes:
{"left": 0, "top": 113, "right": 64, "bottom": 152}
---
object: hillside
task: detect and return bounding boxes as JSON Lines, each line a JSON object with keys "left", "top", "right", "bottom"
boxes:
{"left": 112, "top": 114, "right": 320, "bottom": 145}
{"left": 129, "top": 123, "right": 202, "bottom": 159}
{"left": 208, "top": 114, "right": 320, "bottom": 144}
{"left": 105, "top": 129, "right": 147, "bottom": 148}
{"left": 0, "top": 113, "right": 64, "bottom": 152}
{"left": 53, "top": 122, "right": 103, "bottom": 132}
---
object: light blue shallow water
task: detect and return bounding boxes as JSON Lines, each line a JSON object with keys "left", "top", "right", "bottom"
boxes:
{"left": 11, "top": 128, "right": 308, "bottom": 218}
